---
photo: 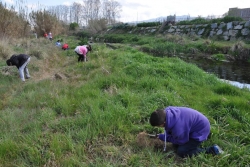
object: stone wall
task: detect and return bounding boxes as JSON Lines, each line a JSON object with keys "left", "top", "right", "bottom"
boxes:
{"left": 162, "top": 21, "right": 250, "bottom": 41}
{"left": 121, "top": 21, "right": 250, "bottom": 41}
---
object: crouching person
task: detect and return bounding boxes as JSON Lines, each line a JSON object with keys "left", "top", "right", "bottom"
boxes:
{"left": 149, "top": 106, "right": 224, "bottom": 158}
{"left": 62, "top": 43, "right": 69, "bottom": 50}
{"left": 6, "top": 54, "right": 31, "bottom": 82}
{"left": 74, "top": 45, "right": 92, "bottom": 62}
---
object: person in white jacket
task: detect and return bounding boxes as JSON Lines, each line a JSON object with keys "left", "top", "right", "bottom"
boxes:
{"left": 74, "top": 45, "right": 92, "bottom": 62}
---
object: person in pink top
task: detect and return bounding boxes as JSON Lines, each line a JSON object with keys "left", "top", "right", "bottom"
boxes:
{"left": 74, "top": 45, "right": 92, "bottom": 62}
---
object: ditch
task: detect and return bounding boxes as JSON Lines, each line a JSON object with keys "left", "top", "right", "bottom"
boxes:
{"left": 180, "top": 56, "right": 250, "bottom": 89}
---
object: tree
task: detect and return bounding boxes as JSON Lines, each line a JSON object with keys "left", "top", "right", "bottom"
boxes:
{"left": 88, "top": 18, "right": 108, "bottom": 34}
{"left": 0, "top": 2, "right": 30, "bottom": 38}
{"left": 48, "top": 5, "right": 70, "bottom": 24}
{"left": 29, "top": 9, "right": 64, "bottom": 36}
{"left": 72, "top": 2, "right": 83, "bottom": 24}
{"left": 102, "top": 0, "right": 121, "bottom": 24}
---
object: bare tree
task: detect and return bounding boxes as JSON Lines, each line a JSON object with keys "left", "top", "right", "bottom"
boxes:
{"left": 88, "top": 18, "right": 108, "bottom": 34}
{"left": 102, "top": 0, "right": 121, "bottom": 24}
{"left": 0, "top": 0, "right": 123, "bottom": 38}
{"left": 29, "top": 9, "right": 61, "bottom": 36}
{"left": 72, "top": 2, "right": 83, "bottom": 24}
{"left": 0, "top": 2, "right": 30, "bottom": 38}
{"left": 62, "top": 6, "right": 70, "bottom": 23}
{"left": 48, "top": 5, "right": 70, "bottom": 23}
{"left": 92, "top": 0, "right": 101, "bottom": 19}
{"left": 109, "top": 0, "right": 121, "bottom": 23}
{"left": 81, "top": 0, "right": 102, "bottom": 25}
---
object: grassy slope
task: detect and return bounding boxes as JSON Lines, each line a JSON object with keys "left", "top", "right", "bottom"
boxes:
{"left": 0, "top": 37, "right": 250, "bottom": 166}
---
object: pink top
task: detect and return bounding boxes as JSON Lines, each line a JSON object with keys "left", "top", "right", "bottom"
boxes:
{"left": 75, "top": 46, "right": 88, "bottom": 56}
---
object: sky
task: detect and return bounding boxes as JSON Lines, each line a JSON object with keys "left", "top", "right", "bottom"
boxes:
{"left": 3, "top": 0, "right": 250, "bottom": 22}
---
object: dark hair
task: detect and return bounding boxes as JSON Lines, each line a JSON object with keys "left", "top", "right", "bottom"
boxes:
{"left": 149, "top": 109, "right": 166, "bottom": 126}
{"left": 87, "top": 45, "right": 92, "bottom": 52}
{"left": 6, "top": 59, "right": 11, "bottom": 66}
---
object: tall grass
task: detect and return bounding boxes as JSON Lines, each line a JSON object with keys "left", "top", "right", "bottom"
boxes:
{"left": 0, "top": 37, "right": 250, "bottom": 166}
{"left": 100, "top": 34, "right": 250, "bottom": 60}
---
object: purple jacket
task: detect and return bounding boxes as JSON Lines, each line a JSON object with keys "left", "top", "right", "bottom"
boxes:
{"left": 158, "top": 106, "right": 210, "bottom": 145}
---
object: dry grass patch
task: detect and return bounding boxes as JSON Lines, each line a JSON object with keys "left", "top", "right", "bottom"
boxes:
{"left": 0, "top": 39, "right": 13, "bottom": 60}
{"left": 136, "top": 132, "right": 163, "bottom": 149}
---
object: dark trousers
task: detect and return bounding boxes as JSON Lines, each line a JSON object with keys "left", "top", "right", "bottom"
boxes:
{"left": 75, "top": 52, "right": 85, "bottom": 62}
{"left": 175, "top": 139, "right": 215, "bottom": 158}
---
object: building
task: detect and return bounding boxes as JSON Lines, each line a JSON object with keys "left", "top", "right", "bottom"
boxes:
{"left": 228, "top": 7, "right": 250, "bottom": 21}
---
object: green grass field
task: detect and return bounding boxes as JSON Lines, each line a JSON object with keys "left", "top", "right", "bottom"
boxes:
{"left": 0, "top": 36, "right": 250, "bottom": 166}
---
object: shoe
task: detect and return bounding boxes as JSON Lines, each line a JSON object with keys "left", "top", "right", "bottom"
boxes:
{"left": 212, "top": 144, "right": 224, "bottom": 155}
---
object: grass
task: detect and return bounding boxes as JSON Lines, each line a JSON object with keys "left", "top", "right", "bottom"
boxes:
{"left": 0, "top": 36, "right": 250, "bottom": 166}
{"left": 99, "top": 33, "right": 250, "bottom": 61}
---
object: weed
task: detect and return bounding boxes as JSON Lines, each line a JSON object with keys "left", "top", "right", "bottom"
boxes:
{"left": 211, "top": 54, "right": 226, "bottom": 61}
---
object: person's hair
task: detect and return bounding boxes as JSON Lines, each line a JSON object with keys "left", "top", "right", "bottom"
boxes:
{"left": 6, "top": 59, "right": 11, "bottom": 66}
{"left": 149, "top": 109, "right": 166, "bottom": 126}
{"left": 87, "top": 45, "right": 92, "bottom": 52}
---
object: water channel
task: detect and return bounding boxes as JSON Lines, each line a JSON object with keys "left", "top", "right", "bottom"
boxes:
{"left": 180, "top": 57, "right": 250, "bottom": 89}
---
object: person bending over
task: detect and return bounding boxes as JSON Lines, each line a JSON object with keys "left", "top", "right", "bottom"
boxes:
{"left": 74, "top": 44, "right": 92, "bottom": 62}
{"left": 6, "top": 54, "right": 31, "bottom": 82}
{"left": 149, "top": 106, "right": 224, "bottom": 158}
{"left": 62, "top": 43, "right": 69, "bottom": 50}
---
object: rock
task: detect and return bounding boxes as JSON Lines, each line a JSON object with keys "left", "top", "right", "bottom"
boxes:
{"left": 234, "top": 25, "right": 243, "bottom": 30}
{"left": 223, "top": 36, "right": 230, "bottom": 41}
{"left": 216, "top": 29, "right": 223, "bottom": 35}
{"left": 241, "top": 28, "right": 250, "bottom": 35}
{"left": 55, "top": 73, "right": 66, "bottom": 80}
{"left": 198, "top": 28, "right": 205, "bottom": 35}
{"left": 209, "top": 31, "right": 215, "bottom": 36}
{"left": 223, "top": 31, "right": 229, "bottom": 36}
{"left": 227, "top": 22, "right": 233, "bottom": 30}
{"left": 219, "top": 23, "right": 226, "bottom": 29}
{"left": 168, "top": 28, "right": 175, "bottom": 33}
{"left": 245, "top": 21, "right": 250, "bottom": 27}
{"left": 211, "top": 23, "right": 218, "bottom": 29}
{"left": 229, "top": 30, "right": 238, "bottom": 36}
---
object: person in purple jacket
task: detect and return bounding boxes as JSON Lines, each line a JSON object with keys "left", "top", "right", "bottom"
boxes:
{"left": 149, "top": 106, "right": 224, "bottom": 158}
{"left": 6, "top": 54, "right": 31, "bottom": 82}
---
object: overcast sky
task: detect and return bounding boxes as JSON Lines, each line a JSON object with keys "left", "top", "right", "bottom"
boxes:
{"left": 3, "top": 0, "right": 250, "bottom": 22}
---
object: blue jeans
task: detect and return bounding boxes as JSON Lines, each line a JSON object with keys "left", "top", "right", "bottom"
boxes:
{"left": 176, "top": 139, "right": 214, "bottom": 158}
{"left": 19, "top": 57, "right": 30, "bottom": 81}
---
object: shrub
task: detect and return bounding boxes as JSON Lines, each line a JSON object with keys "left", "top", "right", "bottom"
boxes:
{"left": 76, "top": 31, "right": 91, "bottom": 39}
{"left": 102, "top": 34, "right": 126, "bottom": 43}
{"left": 137, "top": 22, "right": 161, "bottom": 27}
{"left": 221, "top": 16, "right": 244, "bottom": 23}
{"left": 69, "top": 22, "right": 79, "bottom": 31}
{"left": 78, "top": 37, "right": 88, "bottom": 45}
{"left": 177, "top": 15, "right": 244, "bottom": 26}
{"left": 178, "top": 17, "right": 209, "bottom": 25}
{"left": 112, "top": 23, "right": 134, "bottom": 30}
